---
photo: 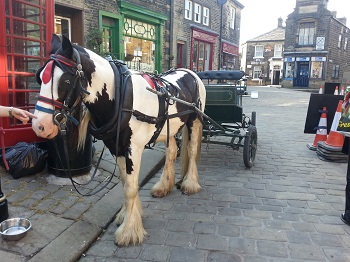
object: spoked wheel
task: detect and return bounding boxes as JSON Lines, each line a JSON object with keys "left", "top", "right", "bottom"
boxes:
{"left": 243, "top": 125, "right": 257, "bottom": 168}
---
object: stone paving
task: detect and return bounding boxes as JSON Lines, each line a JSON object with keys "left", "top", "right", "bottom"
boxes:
{"left": 79, "top": 86, "right": 350, "bottom": 262}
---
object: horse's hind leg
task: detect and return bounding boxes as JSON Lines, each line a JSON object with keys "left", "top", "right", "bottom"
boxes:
{"left": 114, "top": 146, "right": 146, "bottom": 246}
{"left": 151, "top": 136, "right": 177, "bottom": 197}
{"left": 179, "top": 118, "right": 202, "bottom": 195}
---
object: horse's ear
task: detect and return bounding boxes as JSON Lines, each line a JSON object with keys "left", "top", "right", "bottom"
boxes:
{"left": 50, "top": 34, "right": 61, "bottom": 54}
{"left": 61, "top": 35, "right": 74, "bottom": 59}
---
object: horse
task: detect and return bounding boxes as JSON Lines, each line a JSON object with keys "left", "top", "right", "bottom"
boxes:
{"left": 32, "top": 34, "right": 206, "bottom": 246}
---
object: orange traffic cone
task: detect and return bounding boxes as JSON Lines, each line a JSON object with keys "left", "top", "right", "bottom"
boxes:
{"left": 324, "top": 100, "right": 344, "bottom": 147}
{"left": 319, "top": 85, "right": 323, "bottom": 94}
{"left": 334, "top": 86, "right": 339, "bottom": 95}
{"left": 307, "top": 107, "right": 328, "bottom": 151}
{"left": 340, "top": 86, "right": 345, "bottom": 96}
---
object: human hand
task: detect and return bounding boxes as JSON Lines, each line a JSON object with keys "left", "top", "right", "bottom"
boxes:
{"left": 10, "top": 107, "right": 37, "bottom": 124}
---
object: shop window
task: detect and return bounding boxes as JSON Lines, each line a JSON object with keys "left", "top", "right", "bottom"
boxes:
{"left": 285, "top": 62, "right": 294, "bottom": 78}
{"left": 254, "top": 45, "right": 263, "bottom": 58}
{"left": 298, "top": 22, "right": 315, "bottom": 45}
{"left": 194, "top": 3, "right": 201, "bottom": 23}
{"left": 192, "top": 40, "right": 211, "bottom": 71}
{"left": 332, "top": 64, "right": 340, "bottom": 78}
{"left": 203, "top": 7, "right": 209, "bottom": 26}
{"left": 124, "top": 18, "right": 156, "bottom": 72}
{"left": 230, "top": 7, "right": 235, "bottom": 29}
{"left": 185, "top": 0, "right": 193, "bottom": 20}
{"left": 311, "top": 61, "right": 323, "bottom": 78}
{"left": 274, "top": 44, "right": 282, "bottom": 57}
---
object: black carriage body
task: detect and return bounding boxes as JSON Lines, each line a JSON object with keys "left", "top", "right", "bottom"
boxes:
{"left": 196, "top": 70, "right": 257, "bottom": 168}
{"left": 197, "top": 70, "right": 245, "bottom": 123}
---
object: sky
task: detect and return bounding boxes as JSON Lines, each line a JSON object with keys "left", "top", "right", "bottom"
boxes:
{"left": 239, "top": 0, "right": 350, "bottom": 45}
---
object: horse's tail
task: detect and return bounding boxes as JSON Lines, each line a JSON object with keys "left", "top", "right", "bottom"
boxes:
{"left": 180, "top": 121, "right": 203, "bottom": 177}
{"left": 77, "top": 109, "right": 91, "bottom": 151}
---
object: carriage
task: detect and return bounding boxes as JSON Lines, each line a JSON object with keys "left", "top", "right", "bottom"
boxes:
{"left": 196, "top": 70, "right": 257, "bottom": 168}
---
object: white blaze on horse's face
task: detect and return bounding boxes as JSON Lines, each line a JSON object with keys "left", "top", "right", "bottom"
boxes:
{"left": 32, "top": 64, "right": 64, "bottom": 139}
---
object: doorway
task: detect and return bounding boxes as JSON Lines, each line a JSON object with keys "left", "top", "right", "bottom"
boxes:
{"left": 296, "top": 62, "right": 309, "bottom": 87}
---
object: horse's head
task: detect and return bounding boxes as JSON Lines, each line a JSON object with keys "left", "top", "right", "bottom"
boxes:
{"left": 32, "top": 34, "right": 93, "bottom": 140}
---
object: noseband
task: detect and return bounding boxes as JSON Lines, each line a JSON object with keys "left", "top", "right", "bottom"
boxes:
{"left": 35, "top": 48, "right": 89, "bottom": 128}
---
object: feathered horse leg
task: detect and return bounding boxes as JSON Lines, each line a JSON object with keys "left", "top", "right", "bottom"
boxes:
{"left": 151, "top": 136, "right": 177, "bottom": 197}
{"left": 179, "top": 119, "right": 202, "bottom": 195}
{"left": 114, "top": 146, "right": 146, "bottom": 246}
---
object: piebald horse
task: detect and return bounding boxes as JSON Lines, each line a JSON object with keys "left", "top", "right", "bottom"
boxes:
{"left": 32, "top": 35, "right": 206, "bottom": 246}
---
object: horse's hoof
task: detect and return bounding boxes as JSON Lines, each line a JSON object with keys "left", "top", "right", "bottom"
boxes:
{"left": 151, "top": 189, "right": 170, "bottom": 198}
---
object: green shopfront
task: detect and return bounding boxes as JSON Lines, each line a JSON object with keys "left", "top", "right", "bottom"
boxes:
{"left": 100, "top": 2, "right": 167, "bottom": 73}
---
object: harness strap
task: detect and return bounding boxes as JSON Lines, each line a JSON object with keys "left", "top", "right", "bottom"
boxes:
{"left": 38, "top": 96, "right": 63, "bottom": 109}
{"left": 35, "top": 104, "right": 79, "bottom": 125}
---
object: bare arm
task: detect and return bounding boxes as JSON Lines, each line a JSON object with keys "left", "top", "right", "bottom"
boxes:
{"left": 0, "top": 106, "right": 37, "bottom": 124}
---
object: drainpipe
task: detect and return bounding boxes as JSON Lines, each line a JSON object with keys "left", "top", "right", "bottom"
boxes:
{"left": 218, "top": 0, "right": 227, "bottom": 70}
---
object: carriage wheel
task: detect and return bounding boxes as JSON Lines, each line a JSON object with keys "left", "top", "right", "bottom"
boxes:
{"left": 243, "top": 125, "right": 257, "bottom": 168}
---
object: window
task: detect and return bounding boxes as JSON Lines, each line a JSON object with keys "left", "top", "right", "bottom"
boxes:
{"left": 298, "top": 22, "right": 315, "bottom": 45}
{"left": 338, "top": 34, "right": 342, "bottom": 48}
{"left": 345, "top": 37, "right": 348, "bottom": 50}
{"left": 274, "top": 44, "right": 282, "bottom": 57}
{"left": 332, "top": 64, "right": 340, "bottom": 78}
{"left": 203, "top": 7, "right": 209, "bottom": 26}
{"left": 285, "top": 62, "right": 294, "bottom": 78}
{"left": 253, "top": 66, "right": 262, "bottom": 79}
{"left": 185, "top": 0, "right": 192, "bottom": 20}
{"left": 311, "top": 61, "right": 323, "bottom": 78}
{"left": 194, "top": 3, "right": 201, "bottom": 23}
{"left": 55, "top": 16, "right": 71, "bottom": 40}
{"left": 254, "top": 45, "right": 263, "bottom": 58}
{"left": 230, "top": 7, "right": 236, "bottom": 29}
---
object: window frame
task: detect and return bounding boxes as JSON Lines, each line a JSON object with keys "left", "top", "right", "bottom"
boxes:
{"left": 332, "top": 64, "right": 340, "bottom": 78}
{"left": 230, "top": 7, "right": 236, "bottom": 29}
{"left": 274, "top": 44, "right": 283, "bottom": 57}
{"left": 185, "top": 0, "right": 193, "bottom": 20}
{"left": 203, "top": 7, "right": 209, "bottom": 26}
{"left": 298, "top": 22, "right": 315, "bottom": 46}
{"left": 194, "top": 3, "right": 201, "bottom": 23}
{"left": 254, "top": 45, "right": 264, "bottom": 58}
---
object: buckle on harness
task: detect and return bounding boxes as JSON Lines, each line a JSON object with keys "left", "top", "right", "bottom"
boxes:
{"left": 53, "top": 111, "right": 68, "bottom": 126}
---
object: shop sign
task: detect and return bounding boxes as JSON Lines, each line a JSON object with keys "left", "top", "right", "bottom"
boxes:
{"left": 296, "top": 57, "right": 310, "bottom": 61}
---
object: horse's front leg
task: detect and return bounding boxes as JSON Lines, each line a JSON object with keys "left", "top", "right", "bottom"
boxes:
{"left": 115, "top": 156, "right": 127, "bottom": 226}
{"left": 151, "top": 136, "right": 177, "bottom": 197}
{"left": 115, "top": 147, "right": 146, "bottom": 246}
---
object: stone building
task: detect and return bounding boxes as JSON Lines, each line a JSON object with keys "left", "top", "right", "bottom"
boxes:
{"left": 282, "top": 0, "right": 350, "bottom": 89}
{"left": 171, "top": 0, "right": 243, "bottom": 71}
{"left": 241, "top": 18, "right": 285, "bottom": 86}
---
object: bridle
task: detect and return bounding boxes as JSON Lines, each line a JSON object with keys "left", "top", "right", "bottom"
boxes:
{"left": 35, "top": 47, "right": 89, "bottom": 130}
{"left": 35, "top": 47, "right": 114, "bottom": 197}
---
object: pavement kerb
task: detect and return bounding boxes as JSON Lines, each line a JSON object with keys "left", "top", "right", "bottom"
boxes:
{"left": 1, "top": 142, "right": 166, "bottom": 262}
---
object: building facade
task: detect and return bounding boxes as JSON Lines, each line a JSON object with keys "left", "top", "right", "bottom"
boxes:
{"left": 282, "top": 0, "right": 350, "bottom": 89}
{"left": 241, "top": 18, "right": 285, "bottom": 86}
{"left": 171, "top": 0, "right": 243, "bottom": 71}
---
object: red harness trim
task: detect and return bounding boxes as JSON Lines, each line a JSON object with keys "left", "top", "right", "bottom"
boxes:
{"left": 38, "top": 95, "right": 63, "bottom": 109}
{"left": 142, "top": 74, "right": 166, "bottom": 90}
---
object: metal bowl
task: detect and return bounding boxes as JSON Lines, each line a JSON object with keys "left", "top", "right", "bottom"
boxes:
{"left": 0, "top": 218, "right": 32, "bottom": 241}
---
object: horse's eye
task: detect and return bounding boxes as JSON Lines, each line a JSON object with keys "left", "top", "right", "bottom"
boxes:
{"left": 58, "top": 74, "right": 73, "bottom": 91}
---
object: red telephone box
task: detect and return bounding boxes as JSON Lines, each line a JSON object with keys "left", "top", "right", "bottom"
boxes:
{"left": 0, "top": 0, "right": 54, "bottom": 147}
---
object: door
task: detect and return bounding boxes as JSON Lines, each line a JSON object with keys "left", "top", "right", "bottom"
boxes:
{"left": 273, "top": 71, "right": 280, "bottom": 85}
{"left": 296, "top": 62, "right": 309, "bottom": 87}
{"left": 176, "top": 43, "right": 184, "bottom": 68}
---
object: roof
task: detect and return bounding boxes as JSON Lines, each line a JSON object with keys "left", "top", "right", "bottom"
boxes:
{"left": 247, "top": 27, "right": 285, "bottom": 42}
